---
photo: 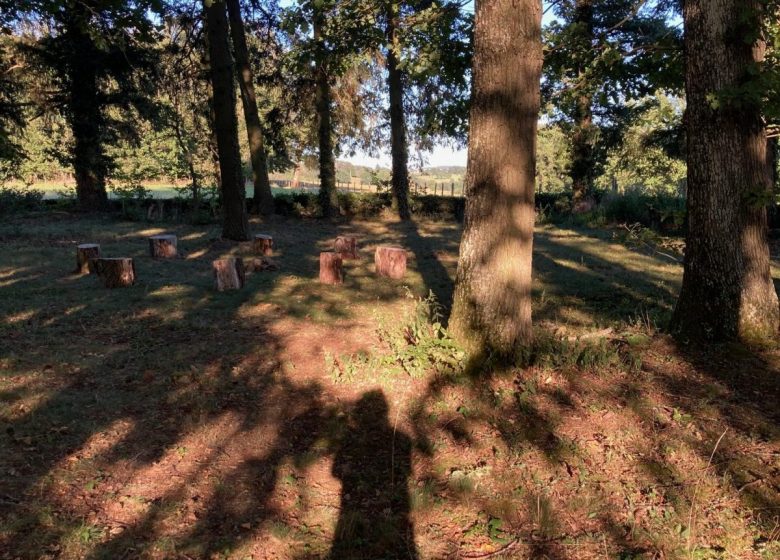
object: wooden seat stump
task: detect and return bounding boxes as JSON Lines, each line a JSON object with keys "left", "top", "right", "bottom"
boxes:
{"left": 253, "top": 234, "right": 274, "bottom": 256}
{"left": 319, "top": 252, "right": 343, "bottom": 285}
{"left": 148, "top": 234, "right": 178, "bottom": 258}
{"left": 375, "top": 246, "right": 407, "bottom": 279}
{"left": 213, "top": 257, "right": 245, "bottom": 291}
{"left": 75, "top": 243, "right": 101, "bottom": 274}
{"left": 334, "top": 235, "right": 358, "bottom": 259}
{"left": 93, "top": 257, "right": 135, "bottom": 288}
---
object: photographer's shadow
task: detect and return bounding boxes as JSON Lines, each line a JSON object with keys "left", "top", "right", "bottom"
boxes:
{"left": 329, "top": 390, "right": 418, "bottom": 559}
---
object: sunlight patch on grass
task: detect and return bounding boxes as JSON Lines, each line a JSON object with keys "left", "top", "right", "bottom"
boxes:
{"left": 4, "top": 309, "right": 36, "bottom": 324}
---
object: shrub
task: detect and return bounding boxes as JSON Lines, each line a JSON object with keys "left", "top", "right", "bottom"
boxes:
{"left": 0, "top": 185, "right": 44, "bottom": 214}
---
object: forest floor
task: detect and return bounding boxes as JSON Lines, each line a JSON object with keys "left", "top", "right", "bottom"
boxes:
{"left": 1, "top": 213, "right": 779, "bottom": 560}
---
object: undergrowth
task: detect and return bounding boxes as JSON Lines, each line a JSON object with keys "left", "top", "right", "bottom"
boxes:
{"left": 326, "top": 290, "right": 464, "bottom": 383}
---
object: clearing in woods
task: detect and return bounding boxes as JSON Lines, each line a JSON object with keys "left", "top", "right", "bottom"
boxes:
{"left": 1, "top": 214, "right": 779, "bottom": 559}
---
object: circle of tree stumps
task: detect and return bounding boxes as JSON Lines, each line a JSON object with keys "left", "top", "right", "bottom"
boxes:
{"left": 374, "top": 246, "right": 407, "bottom": 279}
{"left": 75, "top": 243, "right": 100, "bottom": 274}
{"left": 93, "top": 258, "right": 136, "bottom": 288}
{"left": 148, "top": 234, "right": 178, "bottom": 258}
{"left": 253, "top": 234, "right": 274, "bottom": 256}
{"left": 334, "top": 235, "right": 358, "bottom": 259}
{"left": 319, "top": 252, "right": 343, "bottom": 285}
{"left": 213, "top": 257, "right": 245, "bottom": 291}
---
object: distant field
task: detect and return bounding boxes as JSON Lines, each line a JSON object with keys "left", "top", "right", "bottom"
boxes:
{"left": 12, "top": 177, "right": 465, "bottom": 199}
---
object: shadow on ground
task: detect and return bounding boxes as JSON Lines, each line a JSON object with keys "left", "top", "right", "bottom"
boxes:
{"left": 1, "top": 213, "right": 777, "bottom": 559}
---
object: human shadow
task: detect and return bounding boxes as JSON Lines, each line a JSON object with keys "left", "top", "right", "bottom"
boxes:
{"left": 329, "top": 390, "right": 417, "bottom": 559}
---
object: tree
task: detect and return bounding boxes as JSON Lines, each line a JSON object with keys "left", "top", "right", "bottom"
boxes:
{"left": 670, "top": 0, "right": 779, "bottom": 341}
{"left": 449, "top": 0, "right": 543, "bottom": 358}
{"left": 226, "top": 0, "right": 275, "bottom": 215}
{"left": 543, "top": 0, "right": 682, "bottom": 201}
{"left": 13, "top": 0, "right": 164, "bottom": 211}
{"left": 385, "top": 1, "right": 411, "bottom": 220}
{"left": 312, "top": 0, "right": 339, "bottom": 218}
{"left": 204, "top": 0, "right": 250, "bottom": 240}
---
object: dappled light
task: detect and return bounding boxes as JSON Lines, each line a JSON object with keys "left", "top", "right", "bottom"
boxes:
{"left": 2, "top": 0, "right": 780, "bottom": 557}
{"left": 2, "top": 213, "right": 778, "bottom": 558}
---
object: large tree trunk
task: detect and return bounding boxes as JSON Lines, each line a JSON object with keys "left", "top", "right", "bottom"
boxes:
{"left": 65, "top": 5, "right": 108, "bottom": 211}
{"left": 204, "top": 0, "right": 250, "bottom": 240}
{"left": 313, "top": 7, "right": 339, "bottom": 219}
{"left": 569, "top": 0, "right": 595, "bottom": 202}
{"left": 671, "top": 0, "right": 779, "bottom": 341}
{"left": 386, "top": 1, "right": 411, "bottom": 220}
{"left": 226, "top": 0, "right": 275, "bottom": 216}
{"left": 449, "top": 0, "right": 542, "bottom": 358}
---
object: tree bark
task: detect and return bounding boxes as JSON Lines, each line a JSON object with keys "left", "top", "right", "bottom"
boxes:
{"left": 75, "top": 243, "right": 100, "bottom": 274}
{"left": 449, "top": 0, "right": 542, "bottom": 358}
{"left": 374, "top": 246, "right": 407, "bottom": 279}
{"left": 204, "top": 0, "right": 250, "bottom": 241}
{"left": 313, "top": 6, "right": 339, "bottom": 218}
{"left": 213, "top": 257, "right": 245, "bottom": 290}
{"left": 93, "top": 258, "right": 136, "bottom": 288}
{"left": 335, "top": 235, "right": 358, "bottom": 259}
{"left": 671, "top": 0, "right": 779, "bottom": 341}
{"left": 253, "top": 233, "right": 273, "bottom": 255}
{"left": 225, "top": 0, "right": 275, "bottom": 216}
{"left": 386, "top": 1, "right": 411, "bottom": 220}
{"left": 64, "top": 4, "right": 108, "bottom": 211}
{"left": 569, "top": 0, "right": 595, "bottom": 202}
{"left": 148, "top": 235, "right": 178, "bottom": 258}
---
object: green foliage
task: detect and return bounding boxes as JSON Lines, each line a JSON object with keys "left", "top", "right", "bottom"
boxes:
{"left": 597, "top": 94, "right": 687, "bottom": 195}
{"left": 376, "top": 289, "right": 464, "bottom": 378}
{"left": 326, "top": 290, "right": 464, "bottom": 382}
{"left": 601, "top": 191, "right": 686, "bottom": 232}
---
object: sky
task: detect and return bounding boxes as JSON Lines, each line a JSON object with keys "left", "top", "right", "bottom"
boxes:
{"left": 343, "top": 1, "right": 559, "bottom": 170}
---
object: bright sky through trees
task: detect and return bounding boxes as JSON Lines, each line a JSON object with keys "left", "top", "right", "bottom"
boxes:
{"left": 344, "top": 0, "right": 563, "bottom": 169}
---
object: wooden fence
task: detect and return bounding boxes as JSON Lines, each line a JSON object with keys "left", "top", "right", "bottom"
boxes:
{"left": 270, "top": 179, "right": 465, "bottom": 197}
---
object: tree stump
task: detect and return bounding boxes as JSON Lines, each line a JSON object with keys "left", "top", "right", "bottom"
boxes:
{"left": 375, "top": 246, "right": 407, "bottom": 279}
{"left": 93, "top": 258, "right": 135, "bottom": 288}
{"left": 253, "top": 233, "right": 274, "bottom": 256}
{"left": 75, "top": 243, "right": 100, "bottom": 274}
{"left": 319, "top": 252, "right": 343, "bottom": 285}
{"left": 334, "top": 235, "right": 358, "bottom": 259}
{"left": 148, "top": 234, "right": 178, "bottom": 258}
{"left": 213, "top": 257, "right": 245, "bottom": 291}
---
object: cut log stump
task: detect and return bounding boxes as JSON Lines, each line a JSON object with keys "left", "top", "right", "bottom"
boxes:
{"left": 253, "top": 234, "right": 274, "bottom": 256}
{"left": 334, "top": 235, "right": 358, "bottom": 259}
{"left": 213, "top": 258, "right": 245, "bottom": 291}
{"left": 93, "top": 258, "right": 135, "bottom": 288}
{"left": 148, "top": 234, "right": 178, "bottom": 258}
{"left": 75, "top": 243, "right": 100, "bottom": 274}
{"left": 375, "top": 246, "right": 407, "bottom": 279}
{"left": 319, "top": 252, "right": 343, "bottom": 285}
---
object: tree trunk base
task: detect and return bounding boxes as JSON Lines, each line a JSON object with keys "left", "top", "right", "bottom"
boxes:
{"left": 148, "top": 235, "right": 178, "bottom": 258}
{"left": 75, "top": 243, "right": 100, "bottom": 274}
{"left": 213, "top": 257, "right": 245, "bottom": 291}
{"left": 334, "top": 235, "right": 358, "bottom": 259}
{"left": 375, "top": 246, "right": 407, "bottom": 279}
{"left": 253, "top": 234, "right": 274, "bottom": 256}
{"left": 93, "top": 258, "right": 135, "bottom": 288}
{"left": 319, "top": 252, "right": 343, "bottom": 285}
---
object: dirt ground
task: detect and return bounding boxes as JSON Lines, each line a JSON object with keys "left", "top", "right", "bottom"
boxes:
{"left": 1, "top": 213, "right": 778, "bottom": 559}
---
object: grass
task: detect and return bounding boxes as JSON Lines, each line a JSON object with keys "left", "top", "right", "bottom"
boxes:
{"left": 0, "top": 212, "right": 779, "bottom": 559}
